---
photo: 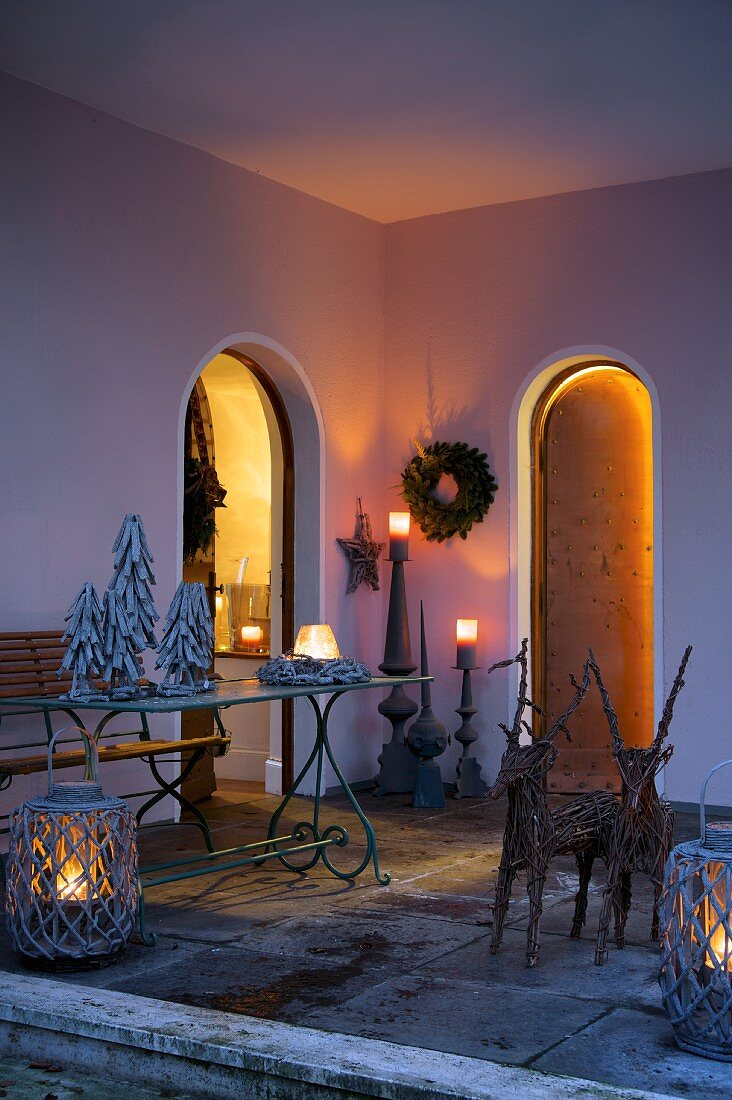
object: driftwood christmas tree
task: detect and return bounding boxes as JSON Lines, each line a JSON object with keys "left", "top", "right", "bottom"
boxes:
{"left": 57, "top": 582, "right": 105, "bottom": 700}
{"left": 108, "top": 514, "right": 159, "bottom": 652}
{"left": 156, "top": 582, "right": 214, "bottom": 696}
{"left": 102, "top": 587, "right": 145, "bottom": 698}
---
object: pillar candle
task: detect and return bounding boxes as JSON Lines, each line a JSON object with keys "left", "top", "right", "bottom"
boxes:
{"left": 389, "top": 512, "right": 410, "bottom": 561}
{"left": 456, "top": 619, "right": 478, "bottom": 669}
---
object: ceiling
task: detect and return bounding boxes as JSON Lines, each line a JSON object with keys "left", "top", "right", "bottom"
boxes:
{"left": 2, "top": 0, "right": 731, "bottom": 222}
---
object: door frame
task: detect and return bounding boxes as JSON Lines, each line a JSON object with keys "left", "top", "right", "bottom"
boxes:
{"left": 222, "top": 348, "right": 296, "bottom": 791}
{"left": 510, "top": 347, "right": 664, "bottom": 769}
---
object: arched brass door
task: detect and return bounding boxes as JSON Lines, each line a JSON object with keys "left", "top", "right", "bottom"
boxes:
{"left": 532, "top": 365, "right": 654, "bottom": 794}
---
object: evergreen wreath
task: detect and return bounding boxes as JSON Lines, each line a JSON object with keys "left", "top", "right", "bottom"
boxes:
{"left": 400, "top": 440, "right": 498, "bottom": 542}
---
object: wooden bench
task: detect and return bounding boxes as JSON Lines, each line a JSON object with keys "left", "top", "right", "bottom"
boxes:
{"left": 0, "top": 631, "right": 230, "bottom": 850}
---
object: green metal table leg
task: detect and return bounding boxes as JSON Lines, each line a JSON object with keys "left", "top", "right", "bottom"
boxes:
{"left": 265, "top": 691, "right": 390, "bottom": 885}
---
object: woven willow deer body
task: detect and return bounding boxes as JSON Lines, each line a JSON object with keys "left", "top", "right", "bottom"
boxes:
{"left": 589, "top": 646, "right": 692, "bottom": 965}
{"left": 488, "top": 641, "right": 617, "bottom": 967}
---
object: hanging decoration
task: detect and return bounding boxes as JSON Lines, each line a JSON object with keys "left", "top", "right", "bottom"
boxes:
{"left": 156, "top": 582, "right": 214, "bottom": 696}
{"left": 183, "top": 386, "right": 226, "bottom": 562}
{"left": 336, "top": 498, "right": 385, "bottom": 593}
{"left": 400, "top": 440, "right": 497, "bottom": 543}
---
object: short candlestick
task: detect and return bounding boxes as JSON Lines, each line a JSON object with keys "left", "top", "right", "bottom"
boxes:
{"left": 453, "top": 665, "right": 488, "bottom": 799}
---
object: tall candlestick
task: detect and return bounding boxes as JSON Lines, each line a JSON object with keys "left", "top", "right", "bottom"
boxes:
{"left": 456, "top": 619, "right": 478, "bottom": 670}
{"left": 388, "top": 512, "right": 410, "bottom": 561}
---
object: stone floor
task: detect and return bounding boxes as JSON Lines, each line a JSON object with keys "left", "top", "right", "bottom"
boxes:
{"left": 1, "top": 781, "right": 730, "bottom": 1099}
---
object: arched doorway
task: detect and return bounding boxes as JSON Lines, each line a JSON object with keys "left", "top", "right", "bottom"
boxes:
{"left": 531, "top": 362, "right": 654, "bottom": 794}
{"left": 181, "top": 348, "right": 295, "bottom": 800}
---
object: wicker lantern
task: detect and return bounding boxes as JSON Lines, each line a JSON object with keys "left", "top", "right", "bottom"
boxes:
{"left": 659, "top": 760, "right": 732, "bottom": 1061}
{"left": 4, "top": 727, "right": 139, "bottom": 968}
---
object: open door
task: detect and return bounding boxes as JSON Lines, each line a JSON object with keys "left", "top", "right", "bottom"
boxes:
{"left": 532, "top": 364, "right": 654, "bottom": 794}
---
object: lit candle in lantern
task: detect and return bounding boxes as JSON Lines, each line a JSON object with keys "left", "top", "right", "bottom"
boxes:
{"left": 456, "top": 619, "right": 478, "bottom": 669}
{"left": 241, "top": 625, "right": 263, "bottom": 649}
{"left": 293, "top": 624, "right": 340, "bottom": 660}
{"left": 215, "top": 593, "right": 223, "bottom": 614}
{"left": 389, "top": 512, "right": 410, "bottom": 561}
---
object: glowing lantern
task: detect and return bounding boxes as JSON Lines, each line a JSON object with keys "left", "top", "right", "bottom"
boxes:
{"left": 4, "top": 728, "right": 138, "bottom": 968}
{"left": 293, "top": 624, "right": 340, "bottom": 660}
{"left": 659, "top": 760, "right": 732, "bottom": 1060}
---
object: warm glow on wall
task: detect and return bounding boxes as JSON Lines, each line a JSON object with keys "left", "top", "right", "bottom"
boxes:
{"left": 294, "top": 624, "right": 340, "bottom": 660}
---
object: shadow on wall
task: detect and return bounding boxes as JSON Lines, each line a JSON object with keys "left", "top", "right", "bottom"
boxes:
{"left": 411, "top": 348, "right": 496, "bottom": 469}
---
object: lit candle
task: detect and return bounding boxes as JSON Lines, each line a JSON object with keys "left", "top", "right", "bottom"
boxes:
{"left": 241, "top": 625, "right": 263, "bottom": 648}
{"left": 389, "top": 512, "right": 410, "bottom": 561}
{"left": 456, "top": 619, "right": 478, "bottom": 669}
{"left": 293, "top": 624, "right": 340, "bottom": 660}
{"left": 215, "top": 593, "right": 223, "bottom": 614}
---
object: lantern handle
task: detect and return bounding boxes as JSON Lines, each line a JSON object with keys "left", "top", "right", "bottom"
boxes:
{"left": 46, "top": 724, "right": 100, "bottom": 794}
{"left": 699, "top": 758, "right": 732, "bottom": 842}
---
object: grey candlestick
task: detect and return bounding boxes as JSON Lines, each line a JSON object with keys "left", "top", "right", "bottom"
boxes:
{"left": 373, "top": 558, "right": 418, "bottom": 796}
{"left": 407, "top": 603, "right": 448, "bottom": 808}
{"left": 453, "top": 666, "right": 488, "bottom": 798}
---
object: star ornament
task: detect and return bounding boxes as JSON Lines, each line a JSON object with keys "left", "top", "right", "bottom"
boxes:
{"left": 337, "top": 501, "right": 385, "bottom": 594}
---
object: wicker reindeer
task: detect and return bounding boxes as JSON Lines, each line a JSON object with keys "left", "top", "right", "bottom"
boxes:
{"left": 589, "top": 645, "right": 692, "bottom": 965}
{"left": 488, "top": 640, "right": 618, "bottom": 967}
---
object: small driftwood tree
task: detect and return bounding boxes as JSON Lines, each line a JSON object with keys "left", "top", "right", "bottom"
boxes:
{"left": 108, "top": 514, "right": 159, "bottom": 653}
{"left": 488, "top": 639, "right": 618, "bottom": 967}
{"left": 589, "top": 645, "right": 692, "bottom": 965}
{"left": 101, "top": 588, "right": 145, "bottom": 698}
{"left": 57, "top": 582, "right": 105, "bottom": 700}
{"left": 156, "top": 582, "right": 214, "bottom": 696}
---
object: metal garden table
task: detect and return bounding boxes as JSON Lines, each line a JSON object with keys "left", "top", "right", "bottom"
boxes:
{"left": 1, "top": 676, "right": 429, "bottom": 944}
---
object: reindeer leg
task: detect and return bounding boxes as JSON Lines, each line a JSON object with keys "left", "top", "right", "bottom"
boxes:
{"left": 525, "top": 853, "right": 549, "bottom": 967}
{"left": 571, "top": 851, "right": 594, "bottom": 938}
{"left": 490, "top": 851, "right": 515, "bottom": 955}
{"left": 614, "top": 870, "right": 632, "bottom": 949}
{"left": 595, "top": 859, "right": 621, "bottom": 965}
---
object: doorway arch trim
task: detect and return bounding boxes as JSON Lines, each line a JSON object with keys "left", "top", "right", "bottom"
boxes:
{"left": 509, "top": 346, "right": 664, "bottom": 779}
{"left": 178, "top": 332, "right": 326, "bottom": 795}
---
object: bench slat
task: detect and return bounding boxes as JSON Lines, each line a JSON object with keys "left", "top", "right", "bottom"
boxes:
{"left": 0, "top": 736, "right": 230, "bottom": 776}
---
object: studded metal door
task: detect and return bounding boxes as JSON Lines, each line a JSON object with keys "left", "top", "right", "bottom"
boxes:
{"left": 534, "top": 366, "right": 654, "bottom": 794}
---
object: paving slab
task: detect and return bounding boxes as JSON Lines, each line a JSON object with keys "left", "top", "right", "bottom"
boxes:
{"left": 108, "top": 939, "right": 393, "bottom": 1020}
{"left": 533, "top": 1006, "right": 732, "bottom": 1100}
{"left": 302, "top": 970, "right": 612, "bottom": 1064}
{"left": 423, "top": 925, "right": 662, "bottom": 1009}
{"left": 231, "top": 907, "right": 487, "bottom": 967}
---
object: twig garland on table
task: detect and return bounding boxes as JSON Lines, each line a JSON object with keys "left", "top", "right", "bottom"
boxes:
{"left": 57, "top": 582, "right": 105, "bottom": 701}
{"left": 487, "top": 639, "right": 618, "bottom": 967}
{"left": 156, "top": 582, "right": 215, "bottom": 696}
{"left": 589, "top": 645, "right": 692, "bottom": 965}
{"left": 400, "top": 440, "right": 498, "bottom": 542}
{"left": 336, "top": 498, "right": 385, "bottom": 593}
{"left": 257, "top": 653, "right": 371, "bottom": 686}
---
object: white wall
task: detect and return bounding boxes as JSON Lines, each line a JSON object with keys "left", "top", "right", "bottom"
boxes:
{"left": 2, "top": 71, "right": 730, "bottom": 814}
{"left": 0, "top": 73, "right": 387, "bottom": 819}
{"left": 385, "top": 168, "right": 732, "bottom": 806}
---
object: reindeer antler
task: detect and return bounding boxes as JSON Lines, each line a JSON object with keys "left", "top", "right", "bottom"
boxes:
{"left": 587, "top": 649, "right": 623, "bottom": 755}
{"left": 488, "top": 637, "right": 529, "bottom": 746}
{"left": 546, "top": 657, "right": 592, "bottom": 742}
{"left": 654, "top": 645, "right": 692, "bottom": 748}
